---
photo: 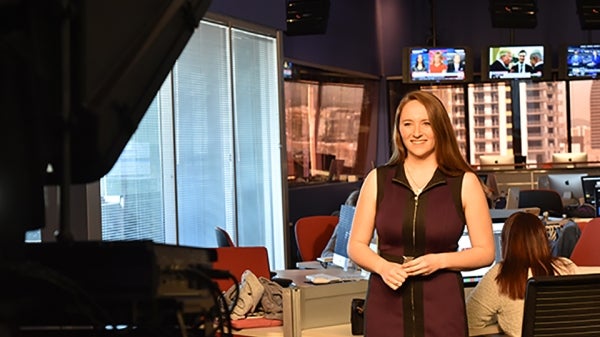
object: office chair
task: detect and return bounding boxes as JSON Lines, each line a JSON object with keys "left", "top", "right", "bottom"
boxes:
{"left": 215, "top": 226, "right": 236, "bottom": 247}
{"left": 211, "top": 246, "right": 272, "bottom": 292}
{"left": 521, "top": 273, "right": 600, "bottom": 337}
{"left": 294, "top": 215, "right": 338, "bottom": 261}
{"left": 517, "top": 189, "right": 564, "bottom": 218}
{"left": 570, "top": 218, "right": 600, "bottom": 266}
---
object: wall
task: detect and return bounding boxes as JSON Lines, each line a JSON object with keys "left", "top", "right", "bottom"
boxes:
{"left": 209, "top": 0, "right": 600, "bottom": 77}
{"left": 208, "top": 0, "right": 379, "bottom": 75}
{"left": 379, "top": 0, "right": 600, "bottom": 76}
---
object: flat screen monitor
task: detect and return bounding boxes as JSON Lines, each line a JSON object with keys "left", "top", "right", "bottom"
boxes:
{"left": 581, "top": 175, "right": 600, "bottom": 205}
{"left": 479, "top": 155, "right": 514, "bottom": 169}
{"left": 505, "top": 187, "right": 521, "bottom": 209}
{"left": 551, "top": 152, "right": 588, "bottom": 168}
{"left": 482, "top": 45, "right": 550, "bottom": 81}
{"left": 332, "top": 204, "right": 356, "bottom": 270}
{"left": 547, "top": 172, "right": 588, "bottom": 203}
{"left": 477, "top": 173, "right": 488, "bottom": 184}
{"left": 402, "top": 46, "right": 473, "bottom": 84}
{"left": 560, "top": 44, "right": 600, "bottom": 80}
{"left": 459, "top": 226, "right": 503, "bottom": 285}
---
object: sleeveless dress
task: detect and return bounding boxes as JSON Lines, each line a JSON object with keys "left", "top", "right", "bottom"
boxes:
{"left": 364, "top": 164, "right": 467, "bottom": 337}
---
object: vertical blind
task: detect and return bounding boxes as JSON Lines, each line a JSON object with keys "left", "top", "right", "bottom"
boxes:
{"left": 99, "top": 19, "right": 285, "bottom": 269}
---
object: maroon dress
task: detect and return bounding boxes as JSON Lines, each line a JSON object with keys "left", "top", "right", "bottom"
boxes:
{"left": 364, "top": 164, "right": 467, "bottom": 337}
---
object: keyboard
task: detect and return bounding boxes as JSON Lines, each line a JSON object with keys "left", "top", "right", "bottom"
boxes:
{"left": 305, "top": 272, "right": 365, "bottom": 284}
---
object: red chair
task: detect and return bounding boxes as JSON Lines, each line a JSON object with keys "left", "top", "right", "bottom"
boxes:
{"left": 294, "top": 215, "right": 338, "bottom": 261}
{"left": 211, "top": 246, "right": 272, "bottom": 292}
{"left": 570, "top": 218, "right": 600, "bottom": 266}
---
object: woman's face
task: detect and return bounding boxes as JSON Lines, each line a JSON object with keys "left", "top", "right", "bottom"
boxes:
{"left": 399, "top": 100, "right": 436, "bottom": 159}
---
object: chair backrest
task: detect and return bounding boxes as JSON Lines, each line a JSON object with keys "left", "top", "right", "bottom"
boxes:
{"left": 570, "top": 218, "right": 600, "bottom": 266}
{"left": 294, "top": 215, "right": 339, "bottom": 261}
{"left": 215, "top": 226, "right": 236, "bottom": 247}
{"left": 211, "top": 246, "right": 271, "bottom": 292}
{"left": 518, "top": 189, "right": 564, "bottom": 218}
{"left": 521, "top": 273, "right": 600, "bottom": 337}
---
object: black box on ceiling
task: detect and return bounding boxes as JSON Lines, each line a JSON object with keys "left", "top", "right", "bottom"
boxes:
{"left": 577, "top": 0, "right": 600, "bottom": 29}
{"left": 286, "top": 0, "right": 331, "bottom": 35}
{"left": 489, "top": 0, "right": 538, "bottom": 29}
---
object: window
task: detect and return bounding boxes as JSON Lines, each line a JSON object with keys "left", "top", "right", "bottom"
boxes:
{"left": 467, "top": 82, "right": 513, "bottom": 163}
{"left": 284, "top": 65, "right": 377, "bottom": 183}
{"left": 99, "top": 18, "right": 285, "bottom": 269}
{"left": 570, "top": 79, "right": 600, "bottom": 160}
{"left": 520, "top": 81, "right": 568, "bottom": 164}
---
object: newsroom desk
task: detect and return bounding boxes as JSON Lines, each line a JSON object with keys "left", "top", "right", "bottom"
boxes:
{"left": 237, "top": 266, "right": 600, "bottom": 337}
{"left": 279, "top": 268, "right": 367, "bottom": 337}
{"left": 233, "top": 267, "right": 366, "bottom": 337}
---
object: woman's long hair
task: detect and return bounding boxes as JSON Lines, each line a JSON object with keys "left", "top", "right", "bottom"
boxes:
{"left": 387, "top": 90, "right": 473, "bottom": 176}
{"left": 496, "top": 212, "right": 568, "bottom": 299}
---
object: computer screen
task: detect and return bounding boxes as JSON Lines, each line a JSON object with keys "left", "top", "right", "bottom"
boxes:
{"left": 581, "top": 175, "right": 600, "bottom": 205}
{"left": 547, "top": 173, "right": 588, "bottom": 202}
{"left": 477, "top": 173, "right": 488, "bottom": 184}
{"left": 332, "top": 204, "right": 356, "bottom": 270}
{"left": 551, "top": 152, "right": 588, "bottom": 168}
{"left": 479, "top": 155, "right": 514, "bottom": 169}
{"left": 459, "top": 224, "right": 503, "bottom": 285}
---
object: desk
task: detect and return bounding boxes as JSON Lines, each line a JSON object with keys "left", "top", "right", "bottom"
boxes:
{"left": 237, "top": 324, "right": 357, "bottom": 337}
{"left": 240, "top": 268, "right": 600, "bottom": 337}
{"left": 279, "top": 269, "right": 367, "bottom": 337}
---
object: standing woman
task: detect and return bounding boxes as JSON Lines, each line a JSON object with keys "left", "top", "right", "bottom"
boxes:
{"left": 348, "top": 90, "right": 495, "bottom": 337}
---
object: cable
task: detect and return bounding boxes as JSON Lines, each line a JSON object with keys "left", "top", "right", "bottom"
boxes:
{"left": 185, "top": 265, "right": 239, "bottom": 337}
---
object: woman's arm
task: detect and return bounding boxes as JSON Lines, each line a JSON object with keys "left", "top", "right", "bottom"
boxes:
{"left": 348, "top": 169, "right": 408, "bottom": 290}
{"left": 457, "top": 171, "right": 496, "bottom": 269}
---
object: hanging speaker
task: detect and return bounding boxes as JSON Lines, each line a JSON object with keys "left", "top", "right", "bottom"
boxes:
{"left": 286, "top": 0, "right": 331, "bottom": 36}
{"left": 577, "top": 0, "right": 600, "bottom": 29}
{"left": 489, "top": 0, "right": 538, "bottom": 29}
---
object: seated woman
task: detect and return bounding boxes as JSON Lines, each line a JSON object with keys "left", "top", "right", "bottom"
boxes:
{"left": 466, "top": 211, "right": 578, "bottom": 337}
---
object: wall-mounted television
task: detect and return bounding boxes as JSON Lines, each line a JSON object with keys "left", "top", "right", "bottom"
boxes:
{"left": 402, "top": 46, "right": 473, "bottom": 84}
{"left": 481, "top": 45, "right": 550, "bottom": 81}
{"left": 559, "top": 44, "right": 600, "bottom": 80}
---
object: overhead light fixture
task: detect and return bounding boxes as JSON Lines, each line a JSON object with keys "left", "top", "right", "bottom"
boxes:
{"left": 285, "top": 0, "right": 331, "bottom": 36}
{"left": 489, "top": 0, "right": 538, "bottom": 29}
{"left": 577, "top": 0, "right": 600, "bottom": 29}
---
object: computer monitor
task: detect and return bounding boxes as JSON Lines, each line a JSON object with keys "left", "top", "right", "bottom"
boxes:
{"left": 505, "top": 187, "right": 521, "bottom": 209}
{"left": 477, "top": 173, "right": 488, "bottom": 184}
{"left": 479, "top": 155, "right": 514, "bottom": 169}
{"left": 459, "top": 225, "right": 503, "bottom": 285}
{"left": 547, "top": 172, "right": 588, "bottom": 204}
{"left": 332, "top": 204, "right": 356, "bottom": 270}
{"left": 551, "top": 152, "right": 588, "bottom": 168}
{"left": 581, "top": 175, "right": 600, "bottom": 205}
